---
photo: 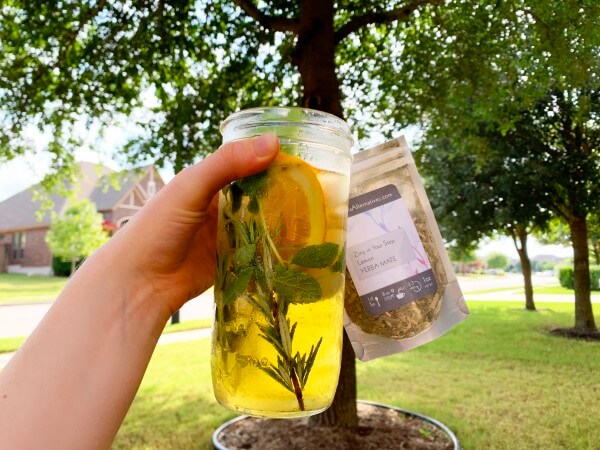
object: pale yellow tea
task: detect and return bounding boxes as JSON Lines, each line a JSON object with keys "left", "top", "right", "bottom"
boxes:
{"left": 212, "top": 153, "right": 349, "bottom": 418}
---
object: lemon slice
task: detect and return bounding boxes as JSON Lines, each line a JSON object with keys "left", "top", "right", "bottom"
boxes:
{"left": 261, "top": 153, "right": 326, "bottom": 260}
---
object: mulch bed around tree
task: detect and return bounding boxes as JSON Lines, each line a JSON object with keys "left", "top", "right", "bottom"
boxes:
{"left": 214, "top": 402, "right": 456, "bottom": 450}
{"left": 549, "top": 327, "right": 600, "bottom": 341}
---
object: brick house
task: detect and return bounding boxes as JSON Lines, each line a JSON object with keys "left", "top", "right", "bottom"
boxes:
{"left": 0, "top": 161, "right": 165, "bottom": 275}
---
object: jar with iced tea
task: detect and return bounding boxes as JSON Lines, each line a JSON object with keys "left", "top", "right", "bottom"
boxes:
{"left": 211, "top": 107, "right": 353, "bottom": 418}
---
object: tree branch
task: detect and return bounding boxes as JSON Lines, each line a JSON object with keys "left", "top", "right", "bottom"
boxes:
{"left": 232, "top": 0, "right": 299, "bottom": 33}
{"left": 335, "top": 0, "right": 440, "bottom": 44}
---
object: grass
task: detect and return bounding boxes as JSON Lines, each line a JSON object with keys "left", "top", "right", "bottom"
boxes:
{"left": 3, "top": 274, "right": 598, "bottom": 447}
{"left": 112, "top": 301, "right": 600, "bottom": 450}
{"left": 0, "top": 273, "right": 67, "bottom": 304}
{"left": 0, "top": 337, "right": 27, "bottom": 354}
{"left": 532, "top": 285, "right": 600, "bottom": 296}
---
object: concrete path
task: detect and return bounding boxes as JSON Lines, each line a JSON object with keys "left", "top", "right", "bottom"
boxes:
{"left": 456, "top": 273, "right": 557, "bottom": 293}
{"left": 0, "top": 289, "right": 215, "bottom": 369}
{"left": 458, "top": 274, "right": 600, "bottom": 303}
{"left": 0, "top": 288, "right": 215, "bottom": 338}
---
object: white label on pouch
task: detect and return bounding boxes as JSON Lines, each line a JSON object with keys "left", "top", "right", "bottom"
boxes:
{"left": 346, "top": 184, "right": 438, "bottom": 317}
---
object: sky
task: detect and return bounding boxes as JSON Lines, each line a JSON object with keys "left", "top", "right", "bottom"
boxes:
{"left": 0, "top": 120, "right": 176, "bottom": 203}
{"left": 0, "top": 122, "right": 572, "bottom": 261}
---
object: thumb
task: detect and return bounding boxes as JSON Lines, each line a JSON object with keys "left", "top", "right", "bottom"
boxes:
{"left": 164, "top": 133, "right": 280, "bottom": 211}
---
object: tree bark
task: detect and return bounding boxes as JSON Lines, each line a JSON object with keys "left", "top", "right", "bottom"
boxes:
{"left": 293, "top": 0, "right": 343, "bottom": 116}
{"left": 291, "top": 0, "right": 357, "bottom": 427}
{"left": 568, "top": 214, "right": 597, "bottom": 331}
{"left": 309, "top": 331, "right": 358, "bottom": 427}
{"left": 510, "top": 226, "right": 536, "bottom": 311}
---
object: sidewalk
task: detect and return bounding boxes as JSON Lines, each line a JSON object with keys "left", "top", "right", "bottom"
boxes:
{"left": 0, "top": 328, "right": 212, "bottom": 369}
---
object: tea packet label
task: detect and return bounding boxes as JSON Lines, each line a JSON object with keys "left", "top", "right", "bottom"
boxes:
{"left": 346, "top": 184, "right": 438, "bottom": 316}
{"left": 342, "top": 136, "right": 469, "bottom": 362}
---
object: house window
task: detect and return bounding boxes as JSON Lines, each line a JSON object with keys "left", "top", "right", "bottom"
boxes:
{"left": 147, "top": 180, "right": 156, "bottom": 198}
{"left": 117, "top": 216, "right": 132, "bottom": 228}
{"left": 12, "top": 232, "right": 25, "bottom": 259}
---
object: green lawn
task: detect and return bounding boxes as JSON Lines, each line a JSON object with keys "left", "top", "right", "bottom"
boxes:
{"left": 0, "top": 337, "right": 27, "bottom": 354}
{"left": 532, "top": 284, "right": 600, "bottom": 296}
{"left": 0, "top": 273, "right": 67, "bottom": 304}
{"left": 113, "top": 301, "right": 600, "bottom": 450}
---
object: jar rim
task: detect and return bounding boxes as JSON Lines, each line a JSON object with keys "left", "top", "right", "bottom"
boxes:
{"left": 220, "top": 106, "right": 354, "bottom": 149}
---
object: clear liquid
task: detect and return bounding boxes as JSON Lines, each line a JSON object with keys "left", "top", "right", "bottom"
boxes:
{"left": 212, "top": 162, "right": 349, "bottom": 418}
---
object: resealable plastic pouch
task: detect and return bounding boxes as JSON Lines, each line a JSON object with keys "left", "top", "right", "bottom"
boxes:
{"left": 343, "top": 137, "right": 469, "bottom": 361}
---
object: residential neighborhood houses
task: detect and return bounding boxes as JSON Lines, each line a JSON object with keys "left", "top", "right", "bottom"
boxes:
{"left": 0, "top": 162, "right": 164, "bottom": 274}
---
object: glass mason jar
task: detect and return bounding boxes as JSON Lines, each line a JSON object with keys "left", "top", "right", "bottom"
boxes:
{"left": 211, "top": 107, "right": 354, "bottom": 418}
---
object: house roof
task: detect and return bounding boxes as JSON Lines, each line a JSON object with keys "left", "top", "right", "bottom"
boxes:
{"left": 89, "top": 167, "right": 150, "bottom": 211}
{"left": 0, "top": 162, "right": 155, "bottom": 233}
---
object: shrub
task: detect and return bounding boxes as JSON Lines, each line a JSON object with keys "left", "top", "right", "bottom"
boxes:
{"left": 558, "top": 266, "right": 574, "bottom": 289}
{"left": 558, "top": 265, "right": 600, "bottom": 290}
{"left": 52, "top": 255, "right": 82, "bottom": 277}
{"left": 591, "top": 266, "right": 600, "bottom": 290}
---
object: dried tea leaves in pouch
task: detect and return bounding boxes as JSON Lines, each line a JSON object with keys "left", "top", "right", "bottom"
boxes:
{"left": 344, "top": 137, "right": 469, "bottom": 361}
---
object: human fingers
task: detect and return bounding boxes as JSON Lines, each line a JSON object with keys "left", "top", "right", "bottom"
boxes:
{"left": 161, "top": 133, "right": 279, "bottom": 212}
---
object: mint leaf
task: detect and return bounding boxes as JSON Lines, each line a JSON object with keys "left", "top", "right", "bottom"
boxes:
{"left": 233, "top": 244, "right": 256, "bottom": 270}
{"left": 331, "top": 245, "right": 346, "bottom": 273}
{"left": 291, "top": 242, "right": 339, "bottom": 268}
{"left": 273, "top": 265, "right": 321, "bottom": 304}
{"left": 224, "top": 267, "right": 254, "bottom": 305}
{"left": 235, "top": 171, "right": 268, "bottom": 197}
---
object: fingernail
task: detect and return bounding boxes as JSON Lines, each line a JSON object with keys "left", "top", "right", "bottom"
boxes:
{"left": 253, "top": 133, "right": 278, "bottom": 157}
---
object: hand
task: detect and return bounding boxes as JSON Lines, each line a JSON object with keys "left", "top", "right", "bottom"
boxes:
{"left": 0, "top": 133, "right": 280, "bottom": 450}
{"left": 101, "top": 133, "right": 280, "bottom": 316}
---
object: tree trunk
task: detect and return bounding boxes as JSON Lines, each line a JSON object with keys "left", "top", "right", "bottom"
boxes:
{"left": 294, "top": 0, "right": 343, "bottom": 117}
{"left": 568, "top": 214, "right": 597, "bottom": 331}
{"left": 511, "top": 227, "right": 536, "bottom": 311}
{"left": 293, "top": 0, "right": 358, "bottom": 428}
{"left": 309, "top": 331, "right": 358, "bottom": 427}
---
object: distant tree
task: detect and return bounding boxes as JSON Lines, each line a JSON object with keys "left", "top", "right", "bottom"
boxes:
{"left": 539, "top": 216, "right": 600, "bottom": 266}
{"left": 487, "top": 253, "right": 508, "bottom": 270}
{"left": 415, "top": 133, "right": 549, "bottom": 311}
{"left": 419, "top": 86, "right": 600, "bottom": 331}
{"left": 589, "top": 215, "right": 600, "bottom": 266}
{"left": 45, "top": 200, "right": 109, "bottom": 275}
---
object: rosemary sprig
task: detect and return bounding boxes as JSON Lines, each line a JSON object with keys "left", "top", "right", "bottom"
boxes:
{"left": 216, "top": 173, "right": 343, "bottom": 411}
